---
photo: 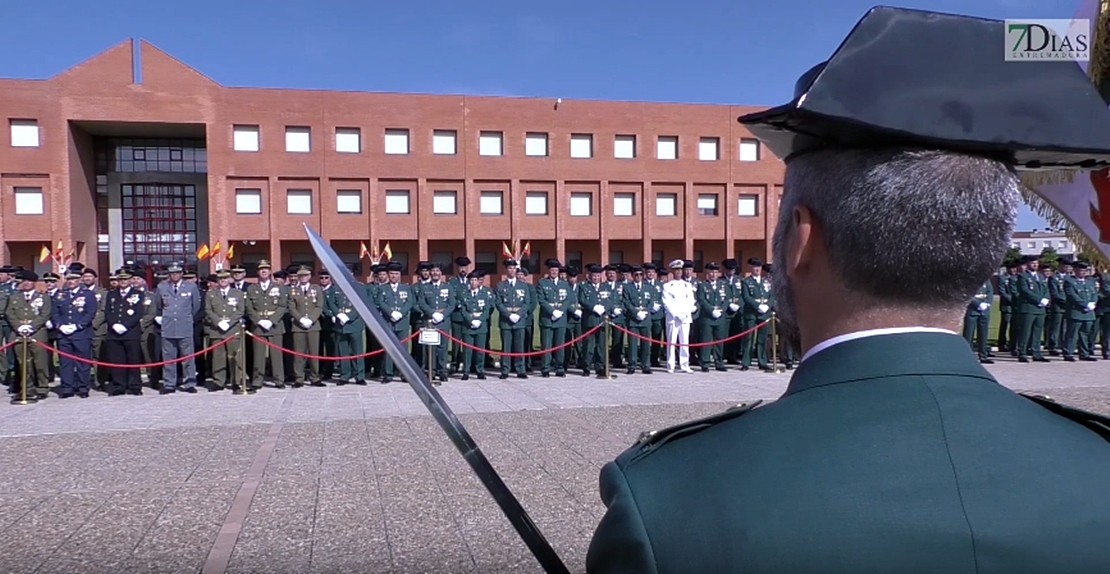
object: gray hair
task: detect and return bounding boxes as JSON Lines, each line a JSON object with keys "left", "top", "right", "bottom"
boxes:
{"left": 773, "top": 148, "right": 1019, "bottom": 309}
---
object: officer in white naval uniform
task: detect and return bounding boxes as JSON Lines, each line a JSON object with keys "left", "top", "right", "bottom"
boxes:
{"left": 661, "top": 259, "right": 697, "bottom": 373}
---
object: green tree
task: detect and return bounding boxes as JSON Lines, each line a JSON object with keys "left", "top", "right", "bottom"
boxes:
{"left": 1002, "top": 246, "right": 1023, "bottom": 267}
{"left": 1039, "top": 246, "right": 1060, "bottom": 269}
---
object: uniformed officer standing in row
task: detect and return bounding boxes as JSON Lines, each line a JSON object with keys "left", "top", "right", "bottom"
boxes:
{"left": 376, "top": 261, "right": 412, "bottom": 383}
{"left": 42, "top": 272, "right": 60, "bottom": 382}
{"left": 1013, "top": 255, "right": 1051, "bottom": 362}
{"left": 563, "top": 266, "right": 585, "bottom": 373}
{"left": 696, "top": 262, "right": 730, "bottom": 372}
{"left": 577, "top": 264, "right": 610, "bottom": 377}
{"left": 206, "top": 269, "right": 247, "bottom": 392}
{"left": 1062, "top": 261, "right": 1099, "bottom": 362}
{"left": 418, "top": 263, "right": 452, "bottom": 383}
{"left": 536, "top": 258, "right": 570, "bottom": 378}
{"left": 324, "top": 265, "right": 368, "bottom": 385}
{"left": 741, "top": 258, "right": 773, "bottom": 371}
{"left": 448, "top": 256, "right": 472, "bottom": 374}
{"left": 963, "top": 278, "right": 994, "bottom": 363}
{"left": 622, "top": 265, "right": 658, "bottom": 375}
{"left": 457, "top": 269, "right": 492, "bottom": 380}
{"left": 289, "top": 266, "right": 324, "bottom": 387}
{"left": 8, "top": 270, "right": 51, "bottom": 403}
{"left": 495, "top": 258, "right": 531, "bottom": 379}
{"left": 246, "top": 260, "right": 286, "bottom": 389}
{"left": 51, "top": 267, "right": 96, "bottom": 398}
{"left": 104, "top": 268, "right": 144, "bottom": 396}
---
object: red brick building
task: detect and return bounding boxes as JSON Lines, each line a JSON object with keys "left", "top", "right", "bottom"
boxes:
{"left": 0, "top": 39, "right": 784, "bottom": 281}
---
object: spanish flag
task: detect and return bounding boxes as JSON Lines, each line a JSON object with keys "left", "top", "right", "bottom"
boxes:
{"left": 196, "top": 243, "right": 210, "bottom": 260}
{"left": 359, "top": 241, "right": 369, "bottom": 260}
{"left": 382, "top": 242, "right": 393, "bottom": 261}
{"left": 55, "top": 240, "right": 64, "bottom": 259}
{"left": 225, "top": 242, "right": 235, "bottom": 261}
{"left": 522, "top": 241, "right": 531, "bottom": 259}
{"left": 502, "top": 241, "right": 514, "bottom": 259}
{"left": 38, "top": 245, "right": 50, "bottom": 263}
{"left": 210, "top": 242, "right": 221, "bottom": 259}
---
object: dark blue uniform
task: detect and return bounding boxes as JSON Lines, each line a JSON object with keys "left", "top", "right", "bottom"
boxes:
{"left": 50, "top": 285, "right": 97, "bottom": 397}
{"left": 104, "top": 286, "right": 144, "bottom": 395}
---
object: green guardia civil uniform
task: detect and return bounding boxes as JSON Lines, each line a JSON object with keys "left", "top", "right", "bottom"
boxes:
{"left": 1014, "top": 270, "right": 1049, "bottom": 360}
{"left": 696, "top": 278, "right": 730, "bottom": 370}
{"left": 376, "top": 282, "right": 413, "bottom": 379}
{"left": 288, "top": 281, "right": 324, "bottom": 385}
{"left": 741, "top": 274, "right": 773, "bottom": 369}
{"left": 724, "top": 273, "right": 746, "bottom": 363}
{"left": 536, "top": 276, "right": 571, "bottom": 376}
{"left": 458, "top": 285, "right": 494, "bottom": 377}
{"left": 565, "top": 280, "right": 585, "bottom": 371}
{"left": 418, "top": 280, "right": 455, "bottom": 379}
{"left": 204, "top": 286, "right": 246, "bottom": 390}
{"left": 622, "top": 280, "right": 658, "bottom": 372}
{"left": 247, "top": 280, "right": 288, "bottom": 388}
{"left": 6, "top": 289, "right": 52, "bottom": 398}
{"left": 607, "top": 280, "right": 627, "bottom": 367}
{"left": 1099, "top": 272, "right": 1110, "bottom": 358}
{"left": 962, "top": 280, "right": 993, "bottom": 361}
{"left": 577, "top": 281, "right": 611, "bottom": 375}
{"left": 997, "top": 273, "right": 1014, "bottom": 352}
{"left": 495, "top": 277, "right": 532, "bottom": 376}
{"left": 523, "top": 279, "right": 539, "bottom": 365}
{"left": 448, "top": 274, "right": 470, "bottom": 371}
{"left": 1046, "top": 272, "right": 1067, "bottom": 352}
{"left": 1063, "top": 274, "right": 1099, "bottom": 360}
{"left": 647, "top": 278, "right": 666, "bottom": 367}
{"left": 90, "top": 286, "right": 109, "bottom": 388}
{"left": 409, "top": 279, "right": 428, "bottom": 370}
{"left": 325, "top": 282, "right": 367, "bottom": 382}
{"left": 0, "top": 279, "right": 15, "bottom": 384}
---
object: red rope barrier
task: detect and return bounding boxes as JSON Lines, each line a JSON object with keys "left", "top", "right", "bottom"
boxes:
{"left": 612, "top": 318, "right": 772, "bottom": 348}
{"left": 434, "top": 324, "right": 603, "bottom": 357}
{"left": 246, "top": 330, "right": 420, "bottom": 360}
{"left": 33, "top": 335, "right": 233, "bottom": 368}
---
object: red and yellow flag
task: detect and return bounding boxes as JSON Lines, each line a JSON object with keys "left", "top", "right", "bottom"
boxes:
{"left": 210, "top": 242, "right": 221, "bottom": 259}
{"left": 359, "top": 241, "right": 369, "bottom": 260}
{"left": 225, "top": 242, "right": 235, "bottom": 261}
{"left": 196, "top": 243, "right": 210, "bottom": 260}
{"left": 382, "top": 242, "right": 393, "bottom": 261}
{"left": 38, "top": 245, "right": 50, "bottom": 263}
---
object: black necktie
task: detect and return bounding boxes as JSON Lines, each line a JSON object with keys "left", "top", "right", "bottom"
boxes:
{"left": 173, "top": 284, "right": 179, "bottom": 295}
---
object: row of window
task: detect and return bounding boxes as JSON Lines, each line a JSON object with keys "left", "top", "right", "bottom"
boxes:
{"left": 232, "top": 188, "right": 761, "bottom": 218}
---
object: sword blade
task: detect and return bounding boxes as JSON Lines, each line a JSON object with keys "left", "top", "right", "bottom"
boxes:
{"left": 303, "top": 224, "right": 570, "bottom": 574}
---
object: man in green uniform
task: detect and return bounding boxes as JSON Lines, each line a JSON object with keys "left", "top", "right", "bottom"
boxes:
{"left": 317, "top": 269, "right": 338, "bottom": 381}
{"left": 1063, "top": 261, "right": 1099, "bottom": 362}
{"left": 536, "top": 259, "right": 570, "bottom": 378}
{"left": 696, "top": 262, "right": 729, "bottom": 372}
{"left": 417, "top": 263, "right": 453, "bottom": 383}
{"left": 603, "top": 265, "right": 626, "bottom": 369}
{"left": 288, "top": 266, "right": 324, "bottom": 387}
{"left": 563, "top": 266, "right": 585, "bottom": 373}
{"left": 577, "top": 264, "right": 610, "bottom": 378}
{"left": 622, "top": 265, "right": 657, "bottom": 375}
{"left": 246, "top": 260, "right": 287, "bottom": 389}
{"left": 457, "top": 270, "right": 492, "bottom": 380}
{"left": 517, "top": 266, "right": 539, "bottom": 372}
{"left": 720, "top": 259, "right": 744, "bottom": 364}
{"left": 1014, "top": 255, "right": 1051, "bottom": 362}
{"left": 1045, "top": 263, "right": 1065, "bottom": 355}
{"left": 376, "top": 261, "right": 412, "bottom": 383}
{"left": 80, "top": 267, "right": 109, "bottom": 391}
{"left": 204, "top": 270, "right": 247, "bottom": 392}
{"left": 139, "top": 270, "right": 163, "bottom": 389}
{"left": 760, "top": 263, "right": 795, "bottom": 369}
{"left": 273, "top": 269, "right": 295, "bottom": 385}
{"left": 643, "top": 263, "right": 666, "bottom": 368}
{"left": 448, "top": 256, "right": 471, "bottom": 374}
{"left": 740, "top": 258, "right": 773, "bottom": 371}
{"left": 997, "top": 263, "right": 1015, "bottom": 354}
{"left": 963, "top": 279, "right": 994, "bottom": 363}
{"left": 737, "top": 258, "right": 762, "bottom": 368}
{"left": 1099, "top": 265, "right": 1110, "bottom": 359}
{"left": 409, "top": 261, "right": 431, "bottom": 370}
{"left": 7, "top": 270, "right": 51, "bottom": 403}
{"left": 495, "top": 259, "right": 531, "bottom": 379}
{"left": 324, "top": 265, "right": 368, "bottom": 384}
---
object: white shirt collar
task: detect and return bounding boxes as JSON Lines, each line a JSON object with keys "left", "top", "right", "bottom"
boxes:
{"left": 801, "top": 327, "right": 957, "bottom": 364}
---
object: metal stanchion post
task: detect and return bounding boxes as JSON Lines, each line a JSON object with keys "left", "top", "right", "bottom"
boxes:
{"left": 603, "top": 318, "right": 617, "bottom": 379}
{"left": 427, "top": 336, "right": 433, "bottom": 382}
{"left": 240, "top": 331, "right": 248, "bottom": 394}
{"left": 14, "top": 337, "right": 30, "bottom": 405}
{"left": 771, "top": 313, "right": 785, "bottom": 373}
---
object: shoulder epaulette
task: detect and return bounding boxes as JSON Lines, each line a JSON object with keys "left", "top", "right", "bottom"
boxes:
{"left": 622, "top": 400, "right": 764, "bottom": 466}
{"left": 1020, "top": 393, "right": 1110, "bottom": 442}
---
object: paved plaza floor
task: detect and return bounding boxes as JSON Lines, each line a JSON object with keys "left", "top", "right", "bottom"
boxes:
{"left": 0, "top": 355, "right": 1105, "bottom": 573}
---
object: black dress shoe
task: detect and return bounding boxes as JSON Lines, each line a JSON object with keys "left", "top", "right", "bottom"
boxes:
{"left": 555, "top": 371, "right": 566, "bottom": 377}
{"left": 701, "top": 366, "right": 709, "bottom": 373}
{"left": 476, "top": 373, "right": 486, "bottom": 380}
{"left": 356, "top": 380, "right": 368, "bottom": 386}
{"left": 642, "top": 368, "right": 652, "bottom": 374}
{"left": 1064, "top": 356, "right": 1077, "bottom": 362}
{"left": 980, "top": 359, "right": 995, "bottom": 364}
{"left": 181, "top": 387, "right": 198, "bottom": 394}
{"left": 1033, "top": 357, "right": 1051, "bottom": 362}
{"left": 715, "top": 366, "right": 728, "bottom": 372}
{"left": 626, "top": 368, "right": 636, "bottom": 375}
{"left": 310, "top": 381, "right": 326, "bottom": 387}
{"left": 499, "top": 374, "right": 509, "bottom": 380}
{"left": 292, "top": 382, "right": 304, "bottom": 388}
{"left": 517, "top": 373, "right": 527, "bottom": 379}
{"left": 160, "top": 388, "right": 175, "bottom": 395}
{"left": 740, "top": 366, "right": 750, "bottom": 371}
{"left": 1018, "top": 357, "right": 1029, "bottom": 363}
{"left": 380, "top": 377, "right": 392, "bottom": 384}
{"left": 78, "top": 392, "right": 90, "bottom": 398}
{"left": 582, "top": 370, "right": 591, "bottom": 376}
{"left": 1082, "top": 356, "right": 1098, "bottom": 362}
{"left": 542, "top": 372, "right": 551, "bottom": 378}
{"left": 461, "top": 374, "right": 470, "bottom": 381}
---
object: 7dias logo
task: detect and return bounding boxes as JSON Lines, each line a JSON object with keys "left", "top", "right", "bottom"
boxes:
{"left": 1006, "top": 19, "right": 1090, "bottom": 61}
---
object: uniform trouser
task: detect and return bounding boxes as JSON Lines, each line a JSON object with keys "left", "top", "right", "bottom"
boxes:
{"left": 462, "top": 330, "right": 486, "bottom": 375}
{"left": 252, "top": 333, "right": 285, "bottom": 387}
{"left": 484, "top": 330, "right": 496, "bottom": 368}
{"left": 699, "top": 321, "right": 727, "bottom": 368}
{"left": 1, "top": 324, "right": 11, "bottom": 384}
{"left": 242, "top": 326, "right": 255, "bottom": 382}
{"left": 608, "top": 321, "right": 625, "bottom": 366}
{"left": 566, "top": 322, "right": 583, "bottom": 370}
{"left": 282, "top": 331, "right": 295, "bottom": 382}
{"left": 57, "top": 336, "right": 92, "bottom": 396}
{"left": 1046, "top": 311, "right": 1063, "bottom": 351}
{"left": 650, "top": 318, "right": 664, "bottom": 365}
{"left": 1064, "top": 318, "right": 1096, "bottom": 358}
{"left": 524, "top": 324, "right": 535, "bottom": 369}
{"left": 410, "top": 317, "right": 425, "bottom": 369}
{"left": 499, "top": 328, "right": 526, "bottom": 375}
{"left": 1015, "top": 312, "right": 1045, "bottom": 358}
{"left": 381, "top": 326, "right": 410, "bottom": 377}
{"left": 319, "top": 327, "right": 336, "bottom": 379}
{"left": 211, "top": 333, "right": 243, "bottom": 388}
{"left": 742, "top": 317, "right": 770, "bottom": 368}
{"left": 142, "top": 329, "right": 163, "bottom": 387}
{"left": 625, "top": 323, "right": 651, "bottom": 369}
{"left": 192, "top": 326, "right": 207, "bottom": 383}
{"left": 46, "top": 335, "right": 57, "bottom": 381}
{"left": 962, "top": 313, "right": 990, "bottom": 360}
{"left": 450, "top": 321, "right": 466, "bottom": 368}
{"left": 1100, "top": 313, "right": 1110, "bottom": 357}
{"left": 665, "top": 317, "right": 690, "bottom": 370}
{"left": 161, "top": 336, "right": 197, "bottom": 389}
{"left": 292, "top": 331, "right": 321, "bottom": 383}
{"left": 13, "top": 337, "right": 50, "bottom": 397}
{"left": 998, "top": 308, "right": 1012, "bottom": 350}
{"left": 92, "top": 335, "right": 110, "bottom": 387}
{"left": 780, "top": 337, "right": 797, "bottom": 366}
{"left": 725, "top": 313, "right": 745, "bottom": 361}
{"left": 423, "top": 331, "right": 447, "bottom": 377}
{"left": 106, "top": 337, "right": 142, "bottom": 394}
{"left": 336, "top": 330, "right": 366, "bottom": 381}
{"left": 540, "top": 325, "right": 566, "bottom": 374}
{"left": 582, "top": 323, "right": 606, "bottom": 372}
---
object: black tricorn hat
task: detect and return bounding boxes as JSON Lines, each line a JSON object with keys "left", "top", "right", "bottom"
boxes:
{"left": 738, "top": 7, "right": 1110, "bottom": 169}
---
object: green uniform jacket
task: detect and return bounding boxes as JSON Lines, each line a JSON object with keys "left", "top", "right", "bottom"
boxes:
{"left": 91, "top": 287, "right": 108, "bottom": 336}
{"left": 1048, "top": 274, "right": 1067, "bottom": 314}
{"left": 376, "top": 283, "right": 413, "bottom": 326}
{"left": 1064, "top": 277, "right": 1099, "bottom": 321}
{"left": 459, "top": 286, "right": 494, "bottom": 335}
{"left": 586, "top": 332, "right": 1110, "bottom": 574}
{"left": 578, "top": 282, "right": 612, "bottom": 329}
{"left": 606, "top": 281, "right": 627, "bottom": 325}
{"left": 536, "top": 277, "right": 571, "bottom": 328}
{"left": 448, "top": 276, "right": 470, "bottom": 324}
{"left": 1014, "top": 272, "right": 1049, "bottom": 314}
{"left": 966, "top": 281, "right": 994, "bottom": 317}
{"left": 288, "top": 284, "right": 324, "bottom": 332}
{"left": 647, "top": 279, "right": 666, "bottom": 321}
{"left": 418, "top": 280, "right": 455, "bottom": 329}
{"left": 140, "top": 289, "right": 159, "bottom": 333}
{"left": 246, "top": 281, "right": 288, "bottom": 335}
{"left": 6, "top": 290, "right": 51, "bottom": 341}
{"left": 622, "top": 281, "right": 658, "bottom": 328}
{"left": 566, "top": 282, "right": 584, "bottom": 325}
{"left": 697, "top": 279, "right": 730, "bottom": 327}
{"left": 204, "top": 287, "right": 246, "bottom": 338}
{"left": 1098, "top": 273, "right": 1110, "bottom": 316}
{"left": 495, "top": 279, "right": 533, "bottom": 330}
{"left": 725, "top": 274, "right": 744, "bottom": 316}
{"left": 998, "top": 274, "right": 1013, "bottom": 310}
{"left": 741, "top": 275, "right": 773, "bottom": 320}
{"left": 324, "top": 283, "right": 367, "bottom": 334}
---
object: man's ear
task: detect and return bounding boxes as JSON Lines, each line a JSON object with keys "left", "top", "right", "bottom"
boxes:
{"left": 787, "top": 205, "right": 819, "bottom": 277}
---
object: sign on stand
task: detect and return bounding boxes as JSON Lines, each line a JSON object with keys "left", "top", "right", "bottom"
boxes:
{"left": 419, "top": 328, "right": 441, "bottom": 346}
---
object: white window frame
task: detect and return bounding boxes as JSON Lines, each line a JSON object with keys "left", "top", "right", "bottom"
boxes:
{"left": 285, "top": 126, "right": 311, "bottom": 153}
{"left": 13, "top": 187, "right": 43, "bottom": 215}
{"left": 739, "top": 138, "right": 760, "bottom": 162}
{"left": 479, "top": 131, "right": 503, "bottom": 156}
{"left": 570, "top": 192, "right": 592, "bottom": 216}
{"left": 655, "top": 193, "right": 677, "bottom": 216}
{"left": 286, "top": 189, "right": 313, "bottom": 214}
{"left": 385, "top": 190, "right": 411, "bottom": 214}
{"left": 614, "top": 193, "right": 635, "bottom": 217}
{"left": 657, "top": 136, "right": 678, "bottom": 160}
{"left": 737, "top": 194, "right": 758, "bottom": 217}
{"left": 433, "top": 130, "right": 457, "bottom": 155}
{"left": 233, "top": 125, "right": 260, "bottom": 152}
{"left": 698, "top": 137, "right": 719, "bottom": 161}
{"left": 384, "top": 129, "right": 409, "bottom": 155}
{"left": 336, "top": 190, "right": 362, "bottom": 214}
{"left": 614, "top": 135, "right": 636, "bottom": 159}
{"left": 10, "top": 120, "right": 39, "bottom": 148}
{"left": 697, "top": 193, "right": 719, "bottom": 216}
{"left": 235, "top": 189, "right": 262, "bottom": 214}
{"left": 570, "top": 134, "right": 593, "bottom": 159}
{"left": 525, "top": 191, "right": 548, "bottom": 215}
{"left": 525, "top": 132, "right": 548, "bottom": 157}
{"left": 335, "top": 127, "right": 361, "bottom": 153}
{"left": 480, "top": 191, "right": 504, "bottom": 215}
{"left": 432, "top": 190, "right": 457, "bottom": 214}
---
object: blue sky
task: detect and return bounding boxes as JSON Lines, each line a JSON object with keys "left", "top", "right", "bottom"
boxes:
{"left": 1, "top": 0, "right": 1077, "bottom": 229}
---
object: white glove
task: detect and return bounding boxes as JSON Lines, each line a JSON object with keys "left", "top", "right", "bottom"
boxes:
{"left": 574, "top": 309, "right": 582, "bottom": 318}
{"left": 551, "top": 310, "right": 563, "bottom": 320}
{"left": 390, "top": 311, "right": 402, "bottom": 322}
{"left": 613, "top": 308, "right": 622, "bottom": 316}
{"left": 45, "top": 320, "right": 54, "bottom": 329}
{"left": 470, "top": 319, "right": 481, "bottom": 328}
{"left": 432, "top": 312, "right": 443, "bottom": 323}
{"left": 593, "top": 304, "right": 605, "bottom": 316}
{"left": 508, "top": 313, "right": 520, "bottom": 324}
{"left": 978, "top": 302, "right": 990, "bottom": 311}
{"left": 299, "top": 317, "right": 314, "bottom": 329}
{"left": 258, "top": 319, "right": 273, "bottom": 330}
{"left": 337, "top": 312, "right": 350, "bottom": 324}
{"left": 636, "top": 310, "right": 647, "bottom": 321}
{"left": 112, "top": 323, "right": 127, "bottom": 335}
{"left": 17, "top": 325, "right": 33, "bottom": 337}
{"left": 728, "top": 303, "right": 740, "bottom": 312}
{"left": 218, "top": 319, "right": 230, "bottom": 332}
{"left": 154, "top": 316, "right": 163, "bottom": 325}
{"left": 1039, "top": 298, "right": 1049, "bottom": 307}
{"left": 60, "top": 324, "right": 77, "bottom": 335}
{"left": 758, "top": 304, "right": 770, "bottom": 314}
{"left": 1087, "top": 302, "right": 1097, "bottom": 311}
{"left": 653, "top": 303, "right": 661, "bottom": 312}
{"left": 712, "top": 309, "right": 723, "bottom": 319}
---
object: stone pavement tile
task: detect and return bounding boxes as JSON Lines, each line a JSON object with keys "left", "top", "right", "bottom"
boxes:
{"left": 0, "top": 495, "right": 50, "bottom": 532}
{"left": 377, "top": 472, "right": 475, "bottom": 573}
{"left": 226, "top": 477, "right": 318, "bottom": 574}
{"left": 0, "top": 492, "right": 113, "bottom": 574}
{"left": 126, "top": 483, "right": 239, "bottom": 572}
